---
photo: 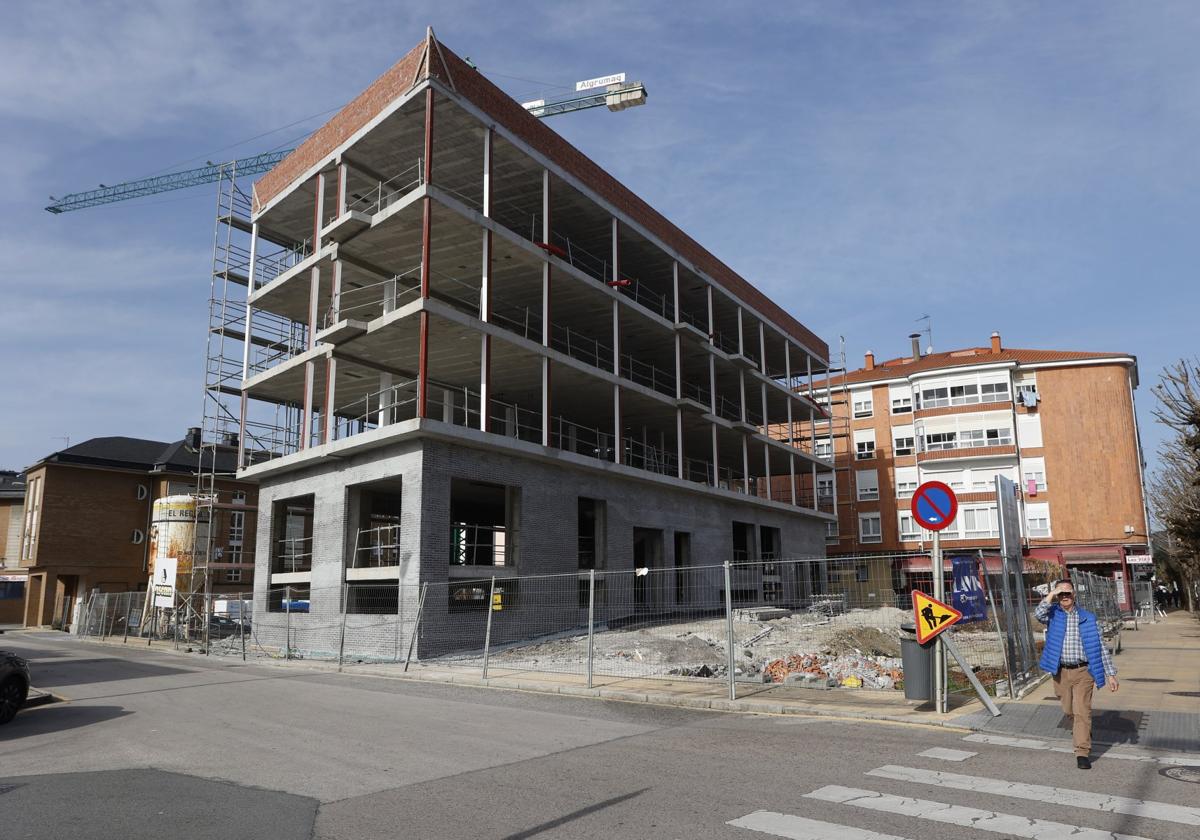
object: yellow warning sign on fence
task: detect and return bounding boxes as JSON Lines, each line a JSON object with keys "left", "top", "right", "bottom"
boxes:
{"left": 912, "top": 591, "right": 962, "bottom": 644}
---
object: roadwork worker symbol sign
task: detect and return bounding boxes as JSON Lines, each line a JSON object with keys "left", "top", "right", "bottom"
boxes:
{"left": 912, "top": 591, "right": 962, "bottom": 644}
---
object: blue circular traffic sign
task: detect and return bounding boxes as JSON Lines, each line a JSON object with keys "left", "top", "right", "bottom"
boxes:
{"left": 911, "top": 481, "right": 958, "bottom": 531}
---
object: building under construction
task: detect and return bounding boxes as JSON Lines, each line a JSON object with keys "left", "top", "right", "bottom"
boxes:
{"left": 233, "top": 31, "right": 837, "bottom": 656}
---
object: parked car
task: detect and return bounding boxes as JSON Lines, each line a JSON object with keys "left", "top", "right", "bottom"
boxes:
{"left": 0, "top": 650, "right": 30, "bottom": 725}
{"left": 207, "top": 615, "right": 241, "bottom": 639}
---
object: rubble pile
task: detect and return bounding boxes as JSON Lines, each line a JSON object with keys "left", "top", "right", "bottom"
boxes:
{"left": 765, "top": 651, "right": 903, "bottom": 689}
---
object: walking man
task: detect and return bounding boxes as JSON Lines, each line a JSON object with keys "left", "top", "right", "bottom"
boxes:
{"left": 1036, "top": 580, "right": 1119, "bottom": 769}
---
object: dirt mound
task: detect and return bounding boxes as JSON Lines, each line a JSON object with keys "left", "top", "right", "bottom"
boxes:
{"left": 821, "top": 626, "right": 900, "bottom": 658}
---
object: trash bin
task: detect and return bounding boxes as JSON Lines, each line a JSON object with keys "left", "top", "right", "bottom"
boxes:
{"left": 899, "top": 622, "right": 935, "bottom": 701}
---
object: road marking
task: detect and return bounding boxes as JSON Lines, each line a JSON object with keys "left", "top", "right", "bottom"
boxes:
{"left": 867, "top": 764, "right": 1200, "bottom": 826}
{"left": 804, "top": 785, "right": 1154, "bottom": 840}
{"left": 916, "top": 747, "right": 976, "bottom": 761}
{"left": 964, "top": 733, "right": 1200, "bottom": 766}
{"left": 728, "top": 810, "right": 912, "bottom": 840}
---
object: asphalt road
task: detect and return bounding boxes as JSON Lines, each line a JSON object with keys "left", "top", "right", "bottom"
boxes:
{"left": 2, "top": 631, "right": 1198, "bottom": 840}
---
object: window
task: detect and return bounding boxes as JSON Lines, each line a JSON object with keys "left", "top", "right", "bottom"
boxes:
{"left": 949, "top": 382, "right": 979, "bottom": 406}
{"left": 856, "top": 564, "right": 869, "bottom": 583}
{"left": 826, "top": 520, "right": 839, "bottom": 539}
{"left": 898, "top": 513, "right": 920, "bottom": 540}
{"left": 895, "top": 466, "right": 919, "bottom": 498}
{"left": 853, "top": 429, "right": 876, "bottom": 461}
{"left": 981, "top": 381, "right": 1010, "bottom": 403}
{"left": 1022, "top": 458, "right": 1047, "bottom": 491}
{"left": 814, "top": 439, "right": 833, "bottom": 459}
{"left": 817, "top": 475, "right": 835, "bottom": 502}
{"left": 858, "top": 513, "right": 882, "bottom": 543}
{"left": 923, "top": 431, "right": 957, "bottom": 451}
{"left": 1026, "top": 502, "right": 1051, "bottom": 537}
{"left": 856, "top": 469, "right": 879, "bottom": 502}
{"left": 893, "top": 424, "right": 915, "bottom": 456}
{"left": 852, "top": 393, "right": 873, "bottom": 418}
{"left": 889, "top": 384, "right": 913, "bottom": 414}
{"left": 962, "top": 506, "right": 999, "bottom": 539}
{"left": 919, "top": 385, "right": 949, "bottom": 409}
{"left": 1017, "top": 414, "right": 1043, "bottom": 448}
{"left": 271, "top": 495, "right": 314, "bottom": 574}
{"left": 227, "top": 489, "right": 247, "bottom": 583}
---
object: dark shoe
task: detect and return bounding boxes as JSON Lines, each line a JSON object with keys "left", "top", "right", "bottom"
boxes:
{"left": 1076, "top": 756, "right": 1091, "bottom": 770}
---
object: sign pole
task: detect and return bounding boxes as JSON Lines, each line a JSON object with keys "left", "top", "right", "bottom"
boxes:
{"left": 933, "top": 529, "right": 944, "bottom": 713}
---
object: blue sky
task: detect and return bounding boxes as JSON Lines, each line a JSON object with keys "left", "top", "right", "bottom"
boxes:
{"left": 1, "top": 1, "right": 1196, "bottom": 482}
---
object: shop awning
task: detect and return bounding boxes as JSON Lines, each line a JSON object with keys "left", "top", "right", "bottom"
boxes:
{"left": 896, "top": 555, "right": 1003, "bottom": 574}
{"left": 1060, "top": 547, "right": 1124, "bottom": 565}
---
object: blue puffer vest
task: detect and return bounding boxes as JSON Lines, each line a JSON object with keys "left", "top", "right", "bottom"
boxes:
{"left": 1039, "top": 605, "right": 1107, "bottom": 687}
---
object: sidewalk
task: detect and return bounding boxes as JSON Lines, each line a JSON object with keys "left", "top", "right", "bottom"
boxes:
{"left": 953, "top": 609, "right": 1200, "bottom": 752}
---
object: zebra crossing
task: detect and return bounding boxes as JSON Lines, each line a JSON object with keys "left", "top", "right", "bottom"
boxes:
{"left": 727, "top": 738, "right": 1200, "bottom": 840}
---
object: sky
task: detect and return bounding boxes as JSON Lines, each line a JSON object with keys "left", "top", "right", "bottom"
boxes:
{"left": 1, "top": 1, "right": 1197, "bottom": 481}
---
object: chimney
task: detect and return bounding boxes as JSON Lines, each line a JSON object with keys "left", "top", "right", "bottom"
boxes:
{"left": 990, "top": 331, "right": 1002, "bottom": 354}
{"left": 908, "top": 333, "right": 922, "bottom": 363}
{"left": 864, "top": 350, "right": 875, "bottom": 371}
{"left": 186, "top": 427, "right": 201, "bottom": 450}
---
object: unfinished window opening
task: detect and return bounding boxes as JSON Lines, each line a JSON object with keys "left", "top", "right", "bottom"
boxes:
{"left": 345, "top": 582, "right": 399, "bottom": 615}
{"left": 577, "top": 498, "right": 607, "bottom": 607}
{"left": 354, "top": 489, "right": 403, "bottom": 569}
{"left": 268, "top": 583, "right": 311, "bottom": 614}
{"left": 674, "top": 531, "right": 692, "bottom": 605}
{"left": 450, "top": 479, "right": 518, "bottom": 568}
{"left": 577, "top": 498, "right": 606, "bottom": 570}
{"left": 729, "top": 521, "right": 760, "bottom": 605}
{"left": 633, "top": 528, "right": 665, "bottom": 608}
{"left": 759, "top": 526, "right": 782, "bottom": 602}
{"left": 271, "top": 495, "right": 314, "bottom": 575}
{"left": 448, "top": 578, "right": 520, "bottom": 611}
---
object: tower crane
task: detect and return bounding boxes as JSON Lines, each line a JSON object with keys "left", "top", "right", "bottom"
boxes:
{"left": 44, "top": 77, "right": 646, "bottom": 214}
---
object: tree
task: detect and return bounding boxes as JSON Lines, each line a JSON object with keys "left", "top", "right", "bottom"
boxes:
{"left": 1150, "top": 359, "right": 1200, "bottom": 612}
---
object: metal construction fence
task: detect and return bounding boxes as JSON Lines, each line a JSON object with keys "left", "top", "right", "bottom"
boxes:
{"left": 75, "top": 553, "right": 1091, "bottom": 700}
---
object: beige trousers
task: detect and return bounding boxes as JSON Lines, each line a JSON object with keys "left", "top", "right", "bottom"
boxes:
{"left": 1053, "top": 666, "right": 1096, "bottom": 756}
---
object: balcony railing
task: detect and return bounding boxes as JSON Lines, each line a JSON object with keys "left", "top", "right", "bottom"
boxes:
{"left": 350, "top": 524, "right": 402, "bottom": 568}
{"left": 274, "top": 536, "right": 313, "bottom": 574}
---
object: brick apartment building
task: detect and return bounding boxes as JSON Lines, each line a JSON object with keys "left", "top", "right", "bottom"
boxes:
{"left": 18, "top": 430, "right": 257, "bottom": 629}
{"left": 0, "top": 471, "right": 27, "bottom": 624}
{"left": 812, "top": 332, "right": 1149, "bottom": 607}
{"left": 230, "top": 31, "right": 835, "bottom": 657}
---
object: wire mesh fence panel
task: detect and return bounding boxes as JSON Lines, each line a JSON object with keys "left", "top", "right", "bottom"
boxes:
{"left": 1071, "top": 568, "right": 1123, "bottom": 652}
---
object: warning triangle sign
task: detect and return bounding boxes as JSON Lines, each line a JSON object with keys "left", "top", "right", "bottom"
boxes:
{"left": 912, "top": 591, "right": 962, "bottom": 644}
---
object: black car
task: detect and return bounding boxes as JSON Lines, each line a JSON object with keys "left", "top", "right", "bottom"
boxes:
{"left": 0, "top": 650, "right": 30, "bottom": 725}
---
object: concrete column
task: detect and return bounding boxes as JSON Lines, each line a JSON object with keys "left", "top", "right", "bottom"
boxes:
{"left": 789, "top": 453, "right": 797, "bottom": 506}
{"left": 759, "top": 322, "right": 767, "bottom": 375}
{"left": 613, "top": 385, "right": 622, "bottom": 465}
{"left": 676, "top": 408, "right": 684, "bottom": 479}
{"left": 330, "top": 259, "right": 343, "bottom": 325}
{"left": 742, "top": 435, "right": 750, "bottom": 495}
{"left": 312, "top": 172, "right": 325, "bottom": 244}
{"left": 738, "top": 369, "right": 747, "bottom": 423}
{"left": 337, "top": 162, "right": 348, "bottom": 216}
{"left": 711, "top": 424, "right": 719, "bottom": 487}
{"left": 301, "top": 264, "right": 320, "bottom": 450}
{"left": 811, "top": 461, "right": 819, "bottom": 513}
{"left": 736, "top": 307, "right": 744, "bottom": 356}
{"left": 763, "top": 442, "right": 771, "bottom": 501}
{"left": 672, "top": 261, "right": 680, "bottom": 325}
{"left": 324, "top": 357, "right": 338, "bottom": 443}
{"left": 377, "top": 373, "right": 393, "bottom": 426}
{"left": 674, "top": 335, "right": 682, "bottom": 400}
{"left": 706, "top": 285, "right": 714, "bottom": 342}
{"left": 420, "top": 87, "right": 434, "bottom": 299}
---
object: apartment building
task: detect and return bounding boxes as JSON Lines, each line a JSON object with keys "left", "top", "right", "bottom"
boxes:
{"left": 234, "top": 32, "right": 835, "bottom": 656}
{"left": 0, "top": 471, "right": 27, "bottom": 624}
{"left": 814, "top": 332, "right": 1148, "bottom": 606}
{"left": 18, "top": 431, "right": 257, "bottom": 629}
